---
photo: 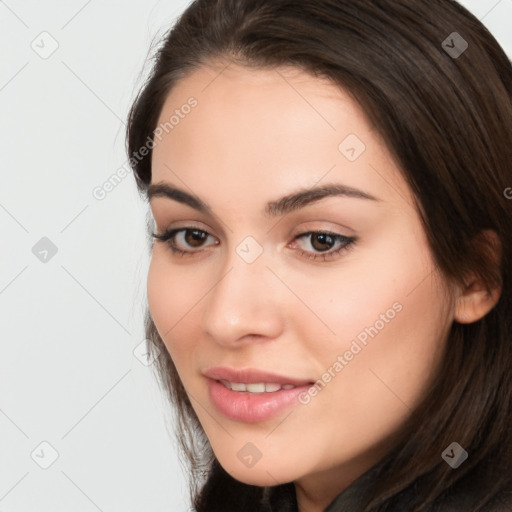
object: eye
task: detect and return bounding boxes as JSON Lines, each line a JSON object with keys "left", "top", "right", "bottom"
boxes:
{"left": 290, "top": 231, "right": 356, "bottom": 262}
{"left": 151, "top": 228, "right": 218, "bottom": 256}
{"left": 151, "top": 227, "right": 356, "bottom": 262}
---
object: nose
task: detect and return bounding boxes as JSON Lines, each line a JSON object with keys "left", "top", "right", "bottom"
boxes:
{"left": 200, "top": 246, "right": 284, "bottom": 348}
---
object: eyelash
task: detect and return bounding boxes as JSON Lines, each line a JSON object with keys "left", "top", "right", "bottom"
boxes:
{"left": 151, "top": 227, "right": 356, "bottom": 262}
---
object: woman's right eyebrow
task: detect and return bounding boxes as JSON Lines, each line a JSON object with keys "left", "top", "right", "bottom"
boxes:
{"left": 147, "top": 182, "right": 209, "bottom": 213}
{"left": 147, "top": 181, "right": 380, "bottom": 218}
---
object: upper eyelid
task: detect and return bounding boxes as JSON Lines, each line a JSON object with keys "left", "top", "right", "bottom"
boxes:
{"left": 153, "top": 216, "right": 354, "bottom": 235}
{"left": 155, "top": 224, "right": 351, "bottom": 236}
{"left": 158, "top": 226, "right": 353, "bottom": 246}
{"left": 149, "top": 196, "right": 361, "bottom": 238}
{"left": 153, "top": 217, "right": 215, "bottom": 231}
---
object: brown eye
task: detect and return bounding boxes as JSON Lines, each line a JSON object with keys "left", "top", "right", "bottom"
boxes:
{"left": 292, "top": 231, "right": 356, "bottom": 262}
{"left": 151, "top": 227, "right": 218, "bottom": 255}
{"left": 309, "top": 233, "right": 336, "bottom": 252}
{"left": 184, "top": 229, "right": 209, "bottom": 248}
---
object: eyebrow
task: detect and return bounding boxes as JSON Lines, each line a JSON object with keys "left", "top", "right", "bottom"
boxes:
{"left": 147, "top": 182, "right": 380, "bottom": 217}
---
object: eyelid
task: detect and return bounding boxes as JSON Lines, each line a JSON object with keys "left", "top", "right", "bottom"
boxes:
{"left": 289, "top": 221, "right": 355, "bottom": 238}
{"left": 289, "top": 230, "right": 356, "bottom": 260}
{"left": 150, "top": 208, "right": 226, "bottom": 238}
{"left": 152, "top": 224, "right": 357, "bottom": 263}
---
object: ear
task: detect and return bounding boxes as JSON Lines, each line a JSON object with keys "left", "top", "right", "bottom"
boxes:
{"left": 453, "top": 230, "right": 502, "bottom": 324}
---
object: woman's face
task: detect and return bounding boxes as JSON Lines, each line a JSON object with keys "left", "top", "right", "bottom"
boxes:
{"left": 147, "top": 62, "right": 457, "bottom": 494}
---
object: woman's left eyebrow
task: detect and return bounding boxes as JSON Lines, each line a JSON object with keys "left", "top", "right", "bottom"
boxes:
{"left": 147, "top": 182, "right": 380, "bottom": 217}
{"left": 265, "top": 183, "right": 380, "bottom": 217}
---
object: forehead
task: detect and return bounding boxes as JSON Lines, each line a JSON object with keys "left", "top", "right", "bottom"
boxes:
{"left": 150, "top": 63, "right": 413, "bottom": 209}
{"left": 156, "top": 62, "right": 363, "bottom": 132}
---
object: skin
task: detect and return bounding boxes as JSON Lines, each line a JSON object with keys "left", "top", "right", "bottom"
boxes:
{"left": 146, "top": 62, "right": 500, "bottom": 512}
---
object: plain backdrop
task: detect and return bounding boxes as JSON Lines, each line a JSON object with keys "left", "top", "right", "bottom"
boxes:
{"left": 1, "top": 1, "right": 511, "bottom": 511}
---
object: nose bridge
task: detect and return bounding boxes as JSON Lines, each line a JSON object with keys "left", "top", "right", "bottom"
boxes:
{"left": 201, "top": 237, "right": 283, "bottom": 345}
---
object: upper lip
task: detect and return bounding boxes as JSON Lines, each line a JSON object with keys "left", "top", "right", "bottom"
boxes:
{"left": 203, "top": 366, "right": 314, "bottom": 386}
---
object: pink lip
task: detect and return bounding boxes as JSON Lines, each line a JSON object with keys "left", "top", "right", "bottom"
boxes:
{"left": 204, "top": 366, "right": 314, "bottom": 423}
{"left": 203, "top": 366, "right": 313, "bottom": 386}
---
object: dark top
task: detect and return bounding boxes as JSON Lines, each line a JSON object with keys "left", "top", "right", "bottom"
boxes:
{"left": 323, "top": 460, "right": 382, "bottom": 512}
{"left": 264, "top": 455, "right": 512, "bottom": 512}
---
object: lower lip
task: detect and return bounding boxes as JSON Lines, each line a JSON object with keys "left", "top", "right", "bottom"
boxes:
{"left": 207, "top": 379, "right": 312, "bottom": 423}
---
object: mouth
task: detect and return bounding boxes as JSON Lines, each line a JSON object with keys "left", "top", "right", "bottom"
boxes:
{"left": 218, "top": 380, "right": 298, "bottom": 393}
{"left": 204, "top": 366, "right": 315, "bottom": 423}
{"left": 203, "top": 366, "right": 314, "bottom": 387}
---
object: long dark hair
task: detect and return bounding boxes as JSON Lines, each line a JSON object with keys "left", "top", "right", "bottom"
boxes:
{"left": 126, "top": 1, "right": 512, "bottom": 510}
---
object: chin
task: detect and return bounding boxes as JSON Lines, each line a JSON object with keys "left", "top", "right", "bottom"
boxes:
{"left": 217, "top": 456, "right": 299, "bottom": 487}
{"left": 229, "top": 469, "right": 288, "bottom": 487}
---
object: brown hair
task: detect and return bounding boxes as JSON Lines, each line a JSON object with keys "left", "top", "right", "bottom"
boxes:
{"left": 126, "top": 1, "right": 512, "bottom": 510}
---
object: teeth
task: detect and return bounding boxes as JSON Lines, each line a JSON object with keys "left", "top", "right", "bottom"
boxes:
{"left": 219, "top": 380, "right": 297, "bottom": 393}
{"left": 246, "top": 383, "right": 266, "bottom": 393}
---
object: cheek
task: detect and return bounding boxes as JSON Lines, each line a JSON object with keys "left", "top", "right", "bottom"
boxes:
{"left": 305, "top": 231, "right": 451, "bottom": 407}
{"left": 147, "top": 255, "right": 206, "bottom": 397}
{"left": 147, "top": 253, "right": 191, "bottom": 356}
{"left": 147, "top": 255, "right": 171, "bottom": 333}
{"left": 300, "top": 241, "right": 432, "bottom": 352}
{"left": 332, "top": 281, "right": 449, "bottom": 455}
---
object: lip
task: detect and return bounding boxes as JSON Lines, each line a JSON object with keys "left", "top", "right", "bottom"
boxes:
{"left": 204, "top": 366, "right": 315, "bottom": 423}
{"left": 203, "top": 366, "right": 314, "bottom": 386}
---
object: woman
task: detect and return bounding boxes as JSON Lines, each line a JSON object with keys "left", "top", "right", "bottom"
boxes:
{"left": 126, "top": 0, "right": 512, "bottom": 510}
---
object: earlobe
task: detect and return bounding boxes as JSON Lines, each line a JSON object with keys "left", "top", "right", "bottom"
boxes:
{"left": 453, "top": 230, "right": 502, "bottom": 324}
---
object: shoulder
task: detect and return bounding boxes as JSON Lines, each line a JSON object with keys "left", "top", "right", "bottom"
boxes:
{"left": 429, "top": 476, "right": 512, "bottom": 512}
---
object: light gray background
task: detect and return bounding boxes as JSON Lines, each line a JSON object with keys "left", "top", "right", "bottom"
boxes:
{"left": 1, "top": 1, "right": 511, "bottom": 511}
